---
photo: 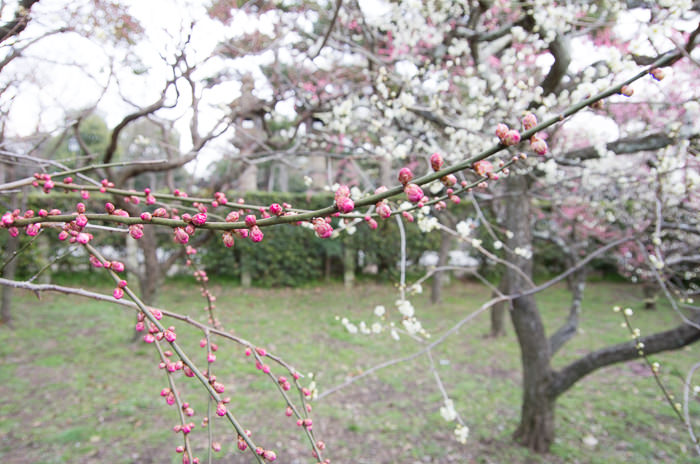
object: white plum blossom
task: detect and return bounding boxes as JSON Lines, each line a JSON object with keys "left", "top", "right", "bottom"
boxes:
{"left": 374, "top": 305, "right": 386, "bottom": 317}
{"left": 440, "top": 398, "right": 457, "bottom": 422}
{"left": 396, "top": 299, "right": 415, "bottom": 317}
{"left": 454, "top": 424, "right": 469, "bottom": 444}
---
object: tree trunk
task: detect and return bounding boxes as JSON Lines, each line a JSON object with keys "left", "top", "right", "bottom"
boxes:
{"left": 489, "top": 275, "right": 508, "bottom": 337}
{"left": 503, "top": 174, "right": 555, "bottom": 452}
{"left": 137, "top": 225, "right": 162, "bottom": 306}
{"left": 643, "top": 281, "right": 657, "bottom": 310}
{"left": 344, "top": 246, "right": 355, "bottom": 289}
{"left": 430, "top": 229, "right": 452, "bottom": 304}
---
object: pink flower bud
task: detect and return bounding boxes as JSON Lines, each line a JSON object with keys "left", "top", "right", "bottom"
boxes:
{"left": 76, "top": 232, "right": 91, "bottom": 244}
{"left": 113, "top": 288, "right": 124, "bottom": 299}
{"left": 398, "top": 167, "right": 413, "bottom": 185}
{"left": 404, "top": 183, "right": 424, "bottom": 203}
{"left": 450, "top": 195, "right": 461, "bottom": 204}
{"left": 25, "top": 223, "right": 40, "bottom": 236}
{"left": 57, "top": 230, "right": 69, "bottom": 241}
{"left": 255, "top": 347, "right": 267, "bottom": 356}
{"left": 269, "top": 203, "right": 283, "bottom": 215}
{"left": 522, "top": 112, "right": 538, "bottom": 130}
{"left": 263, "top": 450, "right": 277, "bottom": 461}
{"left": 207, "top": 353, "right": 216, "bottom": 363}
{"left": 473, "top": 160, "right": 494, "bottom": 177}
{"left": 129, "top": 224, "right": 144, "bottom": 239}
{"left": 376, "top": 200, "right": 391, "bottom": 219}
{"left": 530, "top": 136, "right": 548, "bottom": 156}
{"left": 212, "top": 442, "right": 221, "bottom": 452}
{"left": 285, "top": 406, "right": 293, "bottom": 417}
{"left": 73, "top": 214, "right": 88, "bottom": 228}
{"left": 245, "top": 347, "right": 252, "bottom": 356}
{"left": 153, "top": 208, "right": 168, "bottom": 218}
{"left": 76, "top": 202, "right": 86, "bottom": 214}
{"left": 111, "top": 261, "right": 125, "bottom": 272}
{"left": 367, "top": 218, "right": 378, "bottom": 230}
{"left": 495, "top": 123, "right": 509, "bottom": 140}
{"left": 620, "top": 85, "right": 634, "bottom": 97}
{"left": 192, "top": 213, "right": 207, "bottom": 226}
{"left": 146, "top": 194, "right": 156, "bottom": 205}
{"left": 64, "top": 176, "right": 73, "bottom": 184}
{"left": 222, "top": 232, "right": 235, "bottom": 248}
{"left": 225, "top": 211, "right": 240, "bottom": 222}
{"left": 402, "top": 211, "right": 414, "bottom": 222}
{"left": 650, "top": 68, "right": 664, "bottom": 81}
{"left": 245, "top": 215, "right": 257, "bottom": 227}
{"left": 441, "top": 174, "right": 457, "bottom": 187}
{"left": 1, "top": 212, "right": 14, "bottom": 226}
{"left": 140, "top": 212, "right": 152, "bottom": 222}
{"left": 105, "top": 203, "right": 116, "bottom": 214}
{"left": 164, "top": 329, "right": 176, "bottom": 342}
{"left": 173, "top": 227, "right": 189, "bottom": 244}
{"left": 216, "top": 402, "right": 227, "bottom": 416}
{"left": 135, "top": 321, "right": 144, "bottom": 332}
{"left": 312, "top": 218, "right": 333, "bottom": 238}
{"left": 81, "top": 190, "right": 90, "bottom": 200}
{"left": 249, "top": 225, "right": 263, "bottom": 243}
{"left": 503, "top": 129, "right": 521, "bottom": 146}
{"left": 144, "top": 333, "right": 155, "bottom": 343}
{"left": 430, "top": 152, "right": 444, "bottom": 171}
{"left": 336, "top": 196, "right": 354, "bottom": 213}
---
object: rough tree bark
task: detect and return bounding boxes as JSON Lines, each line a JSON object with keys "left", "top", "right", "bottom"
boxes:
{"left": 504, "top": 174, "right": 555, "bottom": 452}
{"left": 489, "top": 275, "right": 508, "bottom": 337}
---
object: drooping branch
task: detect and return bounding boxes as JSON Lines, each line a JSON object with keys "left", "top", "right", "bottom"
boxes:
{"left": 550, "top": 320, "right": 700, "bottom": 398}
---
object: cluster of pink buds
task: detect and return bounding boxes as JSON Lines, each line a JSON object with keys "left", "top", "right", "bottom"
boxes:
{"left": 334, "top": 185, "right": 354, "bottom": 213}
{"left": 521, "top": 113, "right": 548, "bottom": 156}
{"left": 277, "top": 376, "right": 291, "bottom": 391}
{"left": 113, "top": 279, "right": 127, "bottom": 300}
{"left": 100, "top": 178, "right": 115, "bottom": 193}
{"left": 143, "top": 187, "right": 156, "bottom": 205}
{"left": 495, "top": 123, "right": 521, "bottom": 146}
{"left": 31, "top": 173, "right": 55, "bottom": 193}
{"left": 297, "top": 417, "right": 313, "bottom": 430}
{"left": 312, "top": 217, "right": 333, "bottom": 238}
{"left": 212, "top": 191, "right": 228, "bottom": 207}
{"left": 237, "top": 430, "right": 252, "bottom": 451}
{"left": 364, "top": 215, "right": 378, "bottom": 230}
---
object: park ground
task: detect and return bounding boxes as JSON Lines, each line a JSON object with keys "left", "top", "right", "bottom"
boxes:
{"left": 0, "top": 278, "right": 698, "bottom": 464}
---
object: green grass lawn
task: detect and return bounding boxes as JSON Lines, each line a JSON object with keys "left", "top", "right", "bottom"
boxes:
{"left": 0, "top": 278, "right": 698, "bottom": 463}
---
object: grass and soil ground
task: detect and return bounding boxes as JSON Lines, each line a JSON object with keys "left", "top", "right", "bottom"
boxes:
{"left": 1, "top": 278, "right": 698, "bottom": 463}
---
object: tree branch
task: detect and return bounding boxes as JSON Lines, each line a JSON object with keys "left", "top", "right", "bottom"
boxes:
{"left": 0, "top": 0, "right": 40, "bottom": 44}
{"left": 550, "top": 320, "right": 700, "bottom": 398}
